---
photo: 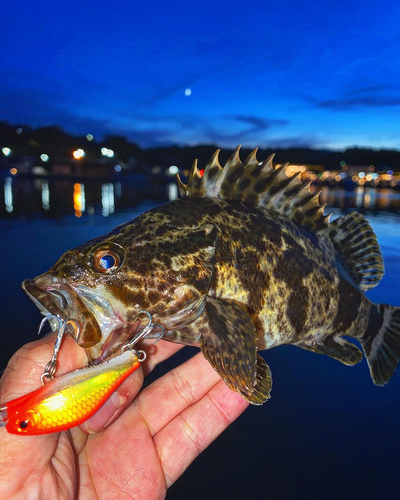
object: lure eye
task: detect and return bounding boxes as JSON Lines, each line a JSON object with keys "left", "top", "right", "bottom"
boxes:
{"left": 92, "top": 249, "right": 122, "bottom": 274}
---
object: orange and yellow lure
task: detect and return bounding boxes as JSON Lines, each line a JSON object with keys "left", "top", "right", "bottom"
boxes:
{"left": 0, "top": 349, "right": 142, "bottom": 435}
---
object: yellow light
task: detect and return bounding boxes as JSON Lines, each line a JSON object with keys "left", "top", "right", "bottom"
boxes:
{"left": 10, "top": 168, "right": 17, "bottom": 175}
{"left": 366, "top": 174, "right": 373, "bottom": 182}
{"left": 285, "top": 164, "right": 306, "bottom": 177}
{"left": 73, "top": 149, "right": 85, "bottom": 160}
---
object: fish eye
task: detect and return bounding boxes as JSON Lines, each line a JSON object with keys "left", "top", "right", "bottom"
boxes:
{"left": 92, "top": 249, "right": 123, "bottom": 274}
{"left": 19, "top": 420, "right": 30, "bottom": 430}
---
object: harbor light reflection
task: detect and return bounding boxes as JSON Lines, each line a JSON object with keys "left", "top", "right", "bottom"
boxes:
{"left": 4, "top": 177, "right": 13, "bottom": 213}
{"left": 42, "top": 180, "right": 50, "bottom": 210}
{"left": 101, "top": 183, "right": 114, "bottom": 217}
{"left": 73, "top": 183, "right": 85, "bottom": 217}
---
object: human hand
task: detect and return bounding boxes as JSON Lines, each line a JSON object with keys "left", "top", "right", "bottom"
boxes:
{"left": 0, "top": 332, "right": 248, "bottom": 499}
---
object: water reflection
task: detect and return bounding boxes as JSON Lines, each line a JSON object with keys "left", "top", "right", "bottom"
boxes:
{"left": 73, "top": 183, "right": 85, "bottom": 217}
{"left": 168, "top": 182, "right": 178, "bottom": 201}
{"left": 2, "top": 177, "right": 400, "bottom": 220}
{"left": 319, "top": 186, "right": 400, "bottom": 212}
{"left": 42, "top": 180, "right": 50, "bottom": 211}
{"left": 4, "top": 177, "right": 13, "bottom": 213}
{"left": 101, "top": 183, "right": 115, "bottom": 217}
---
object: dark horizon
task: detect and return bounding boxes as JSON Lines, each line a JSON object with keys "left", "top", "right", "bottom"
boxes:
{"left": 2, "top": 120, "right": 400, "bottom": 171}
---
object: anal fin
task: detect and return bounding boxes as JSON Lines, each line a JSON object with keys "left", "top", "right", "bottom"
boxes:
{"left": 296, "top": 336, "right": 363, "bottom": 366}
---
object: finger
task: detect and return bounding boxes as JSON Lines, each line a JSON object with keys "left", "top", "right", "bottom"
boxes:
{"left": 154, "top": 379, "right": 249, "bottom": 487}
{"left": 131, "top": 351, "right": 223, "bottom": 436}
{"left": 0, "top": 332, "right": 87, "bottom": 402}
{"left": 79, "top": 340, "right": 185, "bottom": 435}
{"left": 0, "top": 333, "right": 86, "bottom": 491}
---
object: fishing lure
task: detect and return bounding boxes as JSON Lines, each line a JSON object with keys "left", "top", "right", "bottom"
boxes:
{"left": 0, "top": 348, "right": 144, "bottom": 435}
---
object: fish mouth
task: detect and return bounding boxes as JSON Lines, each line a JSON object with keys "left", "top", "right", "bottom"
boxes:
{"left": 22, "top": 275, "right": 104, "bottom": 349}
{"left": 22, "top": 275, "right": 138, "bottom": 363}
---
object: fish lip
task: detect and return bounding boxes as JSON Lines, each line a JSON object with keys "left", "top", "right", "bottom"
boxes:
{"left": 22, "top": 279, "right": 68, "bottom": 319}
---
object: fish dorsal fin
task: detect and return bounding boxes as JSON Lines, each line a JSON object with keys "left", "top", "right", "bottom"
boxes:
{"left": 325, "top": 212, "right": 385, "bottom": 290}
{"left": 177, "top": 146, "right": 329, "bottom": 231}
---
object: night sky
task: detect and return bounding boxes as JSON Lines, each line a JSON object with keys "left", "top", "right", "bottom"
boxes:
{"left": 2, "top": 0, "right": 400, "bottom": 149}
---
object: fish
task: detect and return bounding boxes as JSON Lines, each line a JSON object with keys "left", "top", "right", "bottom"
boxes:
{"left": 0, "top": 349, "right": 141, "bottom": 435}
{"left": 21, "top": 146, "right": 400, "bottom": 404}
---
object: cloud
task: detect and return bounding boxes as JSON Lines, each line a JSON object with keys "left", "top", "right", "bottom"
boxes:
{"left": 234, "top": 115, "right": 289, "bottom": 130}
{"left": 305, "top": 85, "right": 400, "bottom": 110}
{"left": 204, "top": 114, "right": 289, "bottom": 144}
{"left": 264, "top": 136, "right": 325, "bottom": 149}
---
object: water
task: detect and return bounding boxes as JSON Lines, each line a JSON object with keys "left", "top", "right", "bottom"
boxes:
{"left": 1, "top": 177, "right": 400, "bottom": 500}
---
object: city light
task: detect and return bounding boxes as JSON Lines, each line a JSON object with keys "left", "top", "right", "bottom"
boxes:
{"left": 185, "top": 88, "right": 192, "bottom": 96}
{"left": 16, "top": 128, "right": 22, "bottom": 134}
{"left": 168, "top": 165, "right": 179, "bottom": 175}
{"left": 2, "top": 147, "right": 11, "bottom": 156}
{"left": 86, "top": 134, "right": 94, "bottom": 141}
{"left": 40, "top": 154, "right": 49, "bottom": 162}
{"left": 9, "top": 168, "right": 17, "bottom": 175}
{"left": 114, "top": 164, "right": 122, "bottom": 172}
{"left": 73, "top": 149, "right": 85, "bottom": 160}
{"left": 101, "top": 147, "right": 114, "bottom": 158}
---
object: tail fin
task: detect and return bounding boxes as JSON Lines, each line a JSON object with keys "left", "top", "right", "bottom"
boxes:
{"left": 361, "top": 304, "right": 400, "bottom": 385}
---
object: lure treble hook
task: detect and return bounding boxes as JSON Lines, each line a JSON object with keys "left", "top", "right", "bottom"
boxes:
{"left": 122, "top": 310, "right": 165, "bottom": 353}
{"left": 38, "top": 316, "right": 78, "bottom": 385}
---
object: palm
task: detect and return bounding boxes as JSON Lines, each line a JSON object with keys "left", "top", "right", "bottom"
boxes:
{"left": 0, "top": 332, "right": 248, "bottom": 499}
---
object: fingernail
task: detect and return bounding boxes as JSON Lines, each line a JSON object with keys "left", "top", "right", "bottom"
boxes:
{"left": 84, "top": 391, "right": 127, "bottom": 434}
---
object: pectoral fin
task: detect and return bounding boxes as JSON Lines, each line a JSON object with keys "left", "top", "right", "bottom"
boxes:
{"left": 201, "top": 297, "right": 272, "bottom": 404}
{"left": 296, "top": 336, "right": 362, "bottom": 366}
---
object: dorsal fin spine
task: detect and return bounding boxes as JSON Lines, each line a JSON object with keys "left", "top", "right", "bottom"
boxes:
{"left": 178, "top": 146, "right": 330, "bottom": 232}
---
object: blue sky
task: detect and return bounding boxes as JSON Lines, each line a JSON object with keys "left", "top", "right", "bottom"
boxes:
{"left": 1, "top": 0, "right": 400, "bottom": 149}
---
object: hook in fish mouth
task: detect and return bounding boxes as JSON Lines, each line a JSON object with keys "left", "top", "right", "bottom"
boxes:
{"left": 21, "top": 277, "right": 103, "bottom": 348}
{"left": 21, "top": 276, "right": 148, "bottom": 362}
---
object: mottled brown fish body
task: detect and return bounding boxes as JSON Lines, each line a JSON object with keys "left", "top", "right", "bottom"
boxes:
{"left": 22, "top": 147, "right": 400, "bottom": 404}
{"left": 151, "top": 197, "right": 371, "bottom": 351}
